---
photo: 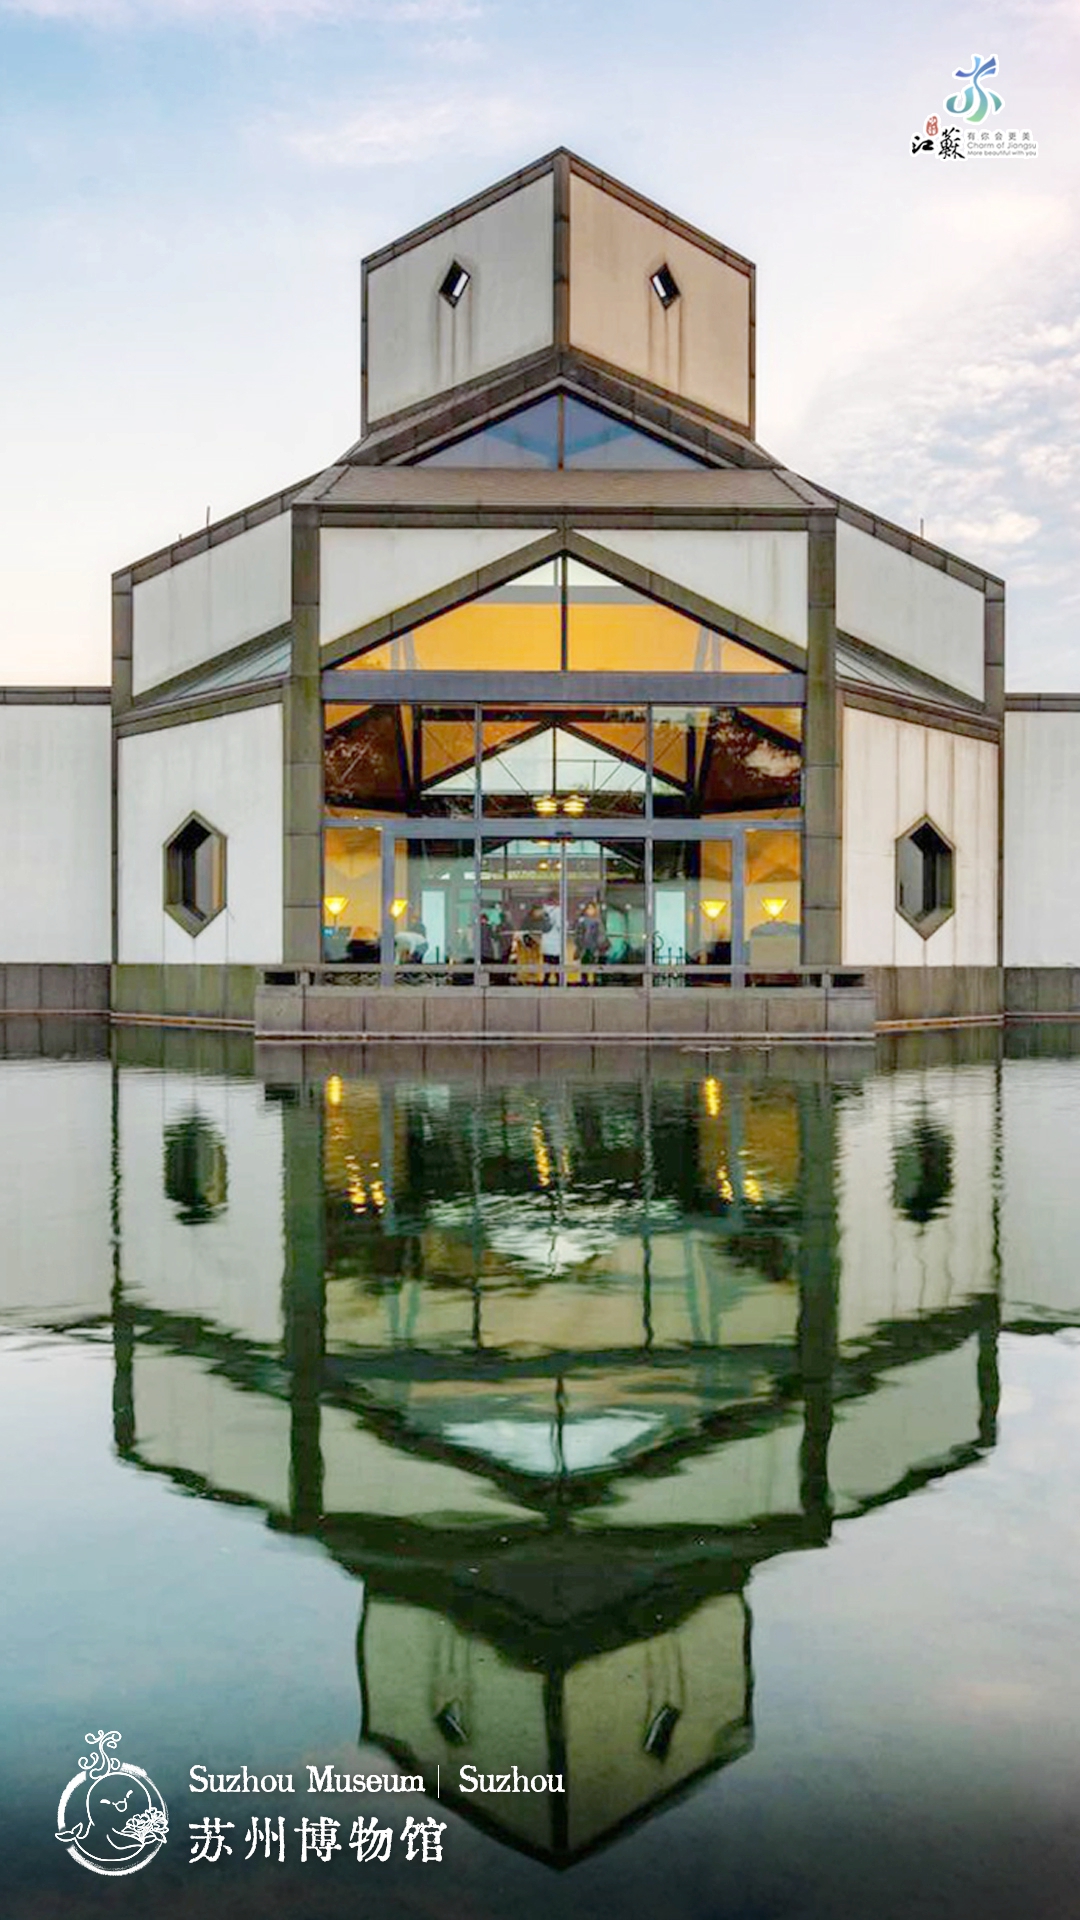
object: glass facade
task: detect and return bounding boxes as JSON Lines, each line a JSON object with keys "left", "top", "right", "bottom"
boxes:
{"left": 323, "top": 554, "right": 805, "bottom": 981}
{"left": 336, "top": 556, "right": 793, "bottom": 681}
{"left": 415, "top": 392, "right": 706, "bottom": 470}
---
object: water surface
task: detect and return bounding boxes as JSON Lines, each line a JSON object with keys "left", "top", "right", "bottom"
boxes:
{"left": 2, "top": 1019, "right": 1080, "bottom": 1918}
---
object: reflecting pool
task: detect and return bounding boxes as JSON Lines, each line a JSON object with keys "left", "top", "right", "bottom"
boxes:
{"left": 3, "top": 1019, "right": 1080, "bottom": 1918}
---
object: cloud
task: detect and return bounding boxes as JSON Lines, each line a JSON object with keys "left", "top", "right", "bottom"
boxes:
{"left": 783, "top": 229, "right": 1080, "bottom": 681}
{"left": 945, "top": 510, "right": 1041, "bottom": 549}
{"left": 284, "top": 86, "right": 549, "bottom": 166}
{"left": 0, "top": 0, "right": 479, "bottom": 25}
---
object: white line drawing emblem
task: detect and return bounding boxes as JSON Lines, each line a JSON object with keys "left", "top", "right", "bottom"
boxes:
{"left": 55, "top": 1730, "right": 168, "bottom": 1876}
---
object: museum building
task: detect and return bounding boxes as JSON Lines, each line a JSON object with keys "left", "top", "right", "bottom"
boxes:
{"left": 1, "top": 149, "right": 1076, "bottom": 1036}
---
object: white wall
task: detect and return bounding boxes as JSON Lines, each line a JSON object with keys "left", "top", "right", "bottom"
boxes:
{"left": 829, "top": 1343, "right": 981, "bottom": 1516}
{"left": 1000, "top": 1057, "right": 1080, "bottom": 1326}
{"left": 835, "top": 1063, "right": 997, "bottom": 1351}
{"left": 132, "top": 515, "right": 292, "bottom": 697}
{"left": 365, "top": 174, "right": 555, "bottom": 425}
{"left": 1004, "top": 710, "right": 1080, "bottom": 964}
{"left": 118, "top": 1069, "right": 285, "bottom": 1347}
{"left": 842, "top": 706, "right": 998, "bottom": 966}
{"left": 836, "top": 523, "right": 986, "bottom": 701}
{"left": 0, "top": 1059, "right": 113, "bottom": 1328}
{"left": 118, "top": 702, "right": 283, "bottom": 964}
{"left": 585, "top": 530, "right": 808, "bottom": 650}
{"left": 568, "top": 173, "right": 752, "bottom": 430}
{"left": 0, "top": 704, "right": 110, "bottom": 961}
{"left": 319, "top": 526, "right": 555, "bottom": 648}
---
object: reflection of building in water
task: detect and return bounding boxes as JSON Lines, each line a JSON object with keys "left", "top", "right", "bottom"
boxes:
{"left": 2, "top": 1032, "right": 1052, "bottom": 1864}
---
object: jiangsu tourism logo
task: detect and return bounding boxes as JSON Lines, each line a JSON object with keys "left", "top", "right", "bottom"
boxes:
{"left": 909, "top": 53, "right": 1037, "bottom": 160}
{"left": 946, "top": 54, "right": 1002, "bottom": 123}
{"left": 55, "top": 1730, "right": 168, "bottom": 1876}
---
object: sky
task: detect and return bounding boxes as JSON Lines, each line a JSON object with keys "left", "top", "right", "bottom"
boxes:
{"left": 0, "top": 0, "right": 1077, "bottom": 687}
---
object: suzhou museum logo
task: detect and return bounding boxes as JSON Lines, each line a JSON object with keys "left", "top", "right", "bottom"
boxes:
{"left": 911, "top": 54, "right": 1037, "bottom": 160}
{"left": 55, "top": 1730, "right": 169, "bottom": 1876}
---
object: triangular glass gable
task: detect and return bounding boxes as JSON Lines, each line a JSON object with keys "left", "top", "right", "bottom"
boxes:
{"left": 413, "top": 392, "right": 707, "bottom": 470}
{"left": 336, "top": 553, "right": 801, "bottom": 679}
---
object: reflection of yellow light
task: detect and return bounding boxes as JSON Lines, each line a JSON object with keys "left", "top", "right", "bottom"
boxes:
{"left": 531, "top": 1121, "right": 552, "bottom": 1188}
{"left": 716, "top": 1166, "right": 734, "bottom": 1203}
{"left": 390, "top": 898, "right": 408, "bottom": 919}
{"left": 702, "top": 1076, "right": 722, "bottom": 1118}
{"left": 743, "top": 1174, "right": 763, "bottom": 1204}
{"left": 535, "top": 795, "right": 558, "bottom": 816}
{"left": 701, "top": 899, "right": 728, "bottom": 921}
{"left": 762, "top": 897, "right": 787, "bottom": 920}
{"left": 324, "top": 894, "right": 348, "bottom": 923}
{"left": 563, "top": 793, "right": 586, "bottom": 816}
{"left": 326, "top": 1074, "right": 344, "bottom": 1107}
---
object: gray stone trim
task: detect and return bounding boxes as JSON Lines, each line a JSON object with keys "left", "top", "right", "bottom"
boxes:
{"left": 111, "top": 963, "right": 259, "bottom": 1024}
{"left": 0, "top": 963, "right": 110, "bottom": 1012}
{"left": 0, "top": 685, "right": 110, "bottom": 703}
{"left": 162, "top": 810, "right": 227, "bottom": 938}
{"left": 873, "top": 966, "right": 1002, "bottom": 1024}
{"left": 317, "top": 526, "right": 808, "bottom": 674}
{"left": 747, "top": 242, "right": 756, "bottom": 441}
{"left": 839, "top": 687, "right": 1000, "bottom": 742}
{"left": 126, "top": 621, "right": 291, "bottom": 713}
{"left": 553, "top": 149, "right": 570, "bottom": 349}
{"left": 345, "top": 349, "right": 775, "bottom": 468}
{"left": 830, "top": 497, "right": 1003, "bottom": 591}
{"left": 986, "top": 582, "right": 1005, "bottom": 970}
{"left": 360, "top": 253, "right": 370, "bottom": 441}
{"left": 1005, "top": 968, "right": 1080, "bottom": 1016}
{"left": 836, "top": 626, "right": 992, "bottom": 716}
{"left": 565, "top": 152, "right": 755, "bottom": 276}
{"left": 117, "top": 478, "right": 318, "bottom": 587}
{"left": 363, "top": 152, "right": 561, "bottom": 274}
{"left": 360, "top": 147, "right": 753, "bottom": 279}
{"left": 803, "top": 519, "right": 841, "bottom": 967}
{"left": 111, "top": 576, "right": 133, "bottom": 960}
{"left": 254, "top": 982, "right": 873, "bottom": 1042}
{"left": 284, "top": 508, "right": 323, "bottom": 965}
{"left": 1005, "top": 692, "right": 1080, "bottom": 710}
{"left": 305, "top": 465, "right": 809, "bottom": 515}
{"left": 566, "top": 346, "right": 754, "bottom": 444}
{"left": 773, "top": 469, "right": 835, "bottom": 510}
{"left": 895, "top": 815, "right": 955, "bottom": 941}
{"left": 322, "top": 669, "right": 805, "bottom": 704}
{"left": 115, "top": 683, "right": 284, "bottom": 737}
{"left": 316, "top": 505, "right": 812, "bottom": 534}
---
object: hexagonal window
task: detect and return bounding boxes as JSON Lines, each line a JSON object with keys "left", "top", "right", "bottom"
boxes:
{"left": 163, "top": 812, "right": 226, "bottom": 936}
{"left": 896, "top": 817, "right": 954, "bottom": 938}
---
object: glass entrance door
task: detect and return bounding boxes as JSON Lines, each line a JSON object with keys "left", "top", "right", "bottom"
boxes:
{"left": 479, "top": 838, "right": 646, "bottom": 984}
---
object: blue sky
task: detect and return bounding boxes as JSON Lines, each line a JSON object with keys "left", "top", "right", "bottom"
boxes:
{"left": 0, "top": 0, "right": 1076, "bottom": 684}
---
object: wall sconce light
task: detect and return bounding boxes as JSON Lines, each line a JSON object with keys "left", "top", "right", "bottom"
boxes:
{"left": 762, "top": 897, "right": 788, "bottom": 920}
{"left": 563, "top": 793, "right": 586, "bottom": 817}
{"left": 701, "top": 899, "right": 728, "bottom": 921}
{"left": 535, "top": 795, "right": 558, "bottom": 816}
{"left": 390, "top": 898, "right": 408, "bottom": 919}
{"left": 324, "top": 894, "right": 348, "bottom": 925}
{"left": 325, "top": 1074, "right": 344, "bottom": 1107}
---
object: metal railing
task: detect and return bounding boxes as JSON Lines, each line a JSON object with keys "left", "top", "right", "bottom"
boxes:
{"left": 262, "top": 963, "right": 868, "bottom": 992}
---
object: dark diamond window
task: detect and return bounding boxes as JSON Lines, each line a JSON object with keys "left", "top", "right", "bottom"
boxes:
{"left": 164, "top": 812, "right": 226, "bottom": 937}
{"left": 439, "top": 261, "right": 471, "bottom": 307}
{"left": 896, "top": 818, "right": 954, "bottom": 937}
{"left": 650, "top": 263, "right": 680, "bottom": 308}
